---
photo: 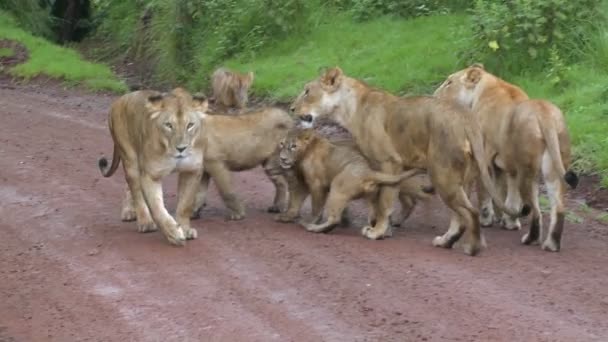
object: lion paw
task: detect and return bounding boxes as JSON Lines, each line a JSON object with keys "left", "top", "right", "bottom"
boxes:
{"left": 500, "top": 216, "right": 521, "bottom": 231}
{"left": 121, "top": 208, "right": 137, "bottom": 222}
{"left": 462, "top": 242, "right": 481, "bottom": 256}
{"left": 184, "top": 227, "right": 198, "bottom": 240}
{"left": 190, "top": 207, "right": 202, "bottom": 220}
{"left": 521, "top": 233, "right": 540, "bottom": 246}
{"left": 275, "top": 213, "right": 297, "bottom": 223}
{"left": 361, "top": 225, "right": 389, "bottom": 240}
{"left": 267, "top": 205, "right": 281, "bottom": 213}
{"left": 164, "top": 226, "right": 186, "bottom": 246}
{"left": 226, "top": 211, "right": 245, "bottom": 221}
{"left": 541, "top": 238, "right": 560, "bottom": 252}
{"left": 137, "top": 222, "right": 158, "bottom": 233}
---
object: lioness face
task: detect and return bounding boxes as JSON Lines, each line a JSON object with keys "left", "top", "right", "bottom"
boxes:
{"left": 278, "top": 130, "right": 313, "bottom": 169}
{"left": 147, "top": 93, "right": 208, "bottom": 158}
{"left": 290, "top": 67, "right": 344, "bottom": 128}
{"left": 434, "top": 64, "right": 485, "bottom": 109}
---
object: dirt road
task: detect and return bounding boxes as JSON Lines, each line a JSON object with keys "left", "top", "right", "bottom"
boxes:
{"left": 1, "top": 81, "right": 607, "bottom": 342}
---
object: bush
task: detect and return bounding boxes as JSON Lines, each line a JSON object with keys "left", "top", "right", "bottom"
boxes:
{"left": 350, "top": 0, "right": 470, "bottom": 21}
{"left": 0, "top": 0, "right": 53, "bottom": 38}
{"left": 465, "top": 0, "right": 604, "bottom": 75}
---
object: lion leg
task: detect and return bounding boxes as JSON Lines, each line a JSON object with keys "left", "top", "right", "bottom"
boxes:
{"left": 477, "top": 178, "right": 496, "bottom": 228}
{"left": 122, "top": 160, "right": 156, "bottom": 233}
{"left": 432, "top": 213, "right": 464, "bottom": 249}
{"left": 521, "top": 178, "right": 542, "bottom": 246}
{"left": 303, "top": 190, "right": 349, "bottom": 234}
{"left": 500, "top": 173, "right": 522, "bottom": 230}
{"left": 206, "top": 161, "right": 245, "bottom": 220}
{"left": 191, "top": 172, "right": 210, "bottom": 219}
{"left": 541, "top": 154, "right": 566, "bottom": 252}
{"left": 120, "top": 185, "right": 136, "bottom": 222}
{"left": 362, "top": 185, "right": 397, "bottom": 240}
{"left": 175, "top": 171, "right": 202, "bottom": 240}
{"left": 267, "top": 174, "right": 288, "bottom": 214}
{"left": 140, "top": 174, "right": 186, "bottom": 246}
{"left": 309, "top": 184, "right": 328, "bottom": 224}
{"left": 390, "top": 192, "right": 416, "bottom": 228}
{"left": 276, "top": 175, "right": 309, "bottom": 223}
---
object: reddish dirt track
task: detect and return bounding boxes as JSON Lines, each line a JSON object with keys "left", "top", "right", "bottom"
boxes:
{"left": 1, "top": 81, "right": 608, "bottom": 342}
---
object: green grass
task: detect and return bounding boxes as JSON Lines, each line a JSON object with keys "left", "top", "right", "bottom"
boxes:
{"left": 222, "top": 12, "right": 608, "bottom": 185}
{"left": 0, "top": 46, "right": 14, "bottom": 57}
{"left": 0, "top": 11, "right": 126, "bottom": 93}
{"left": 222, "top": 13, "right": 469, "bottom": 100}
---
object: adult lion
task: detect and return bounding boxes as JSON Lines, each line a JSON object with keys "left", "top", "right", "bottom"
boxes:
{"left": 98, "top": 87, "right": 207, "bottom": 246}
{"left": 191, "top": 107, "right": 294, "bottom": 220}
{"left": 211, "top": 67, "right": 254, "bottom": 112}
{"left": 275, "top": 128, "right": 431, "bottom": 233}
{"left": 434, "top": 64, "right": 578, "bottom": 252}
{"left": 291, "top": 67, "right": 527, "bottom": 256}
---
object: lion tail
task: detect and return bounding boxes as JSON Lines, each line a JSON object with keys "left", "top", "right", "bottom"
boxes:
{"left": 98, "top": 142, "right": 121, "bottom": 178}
{"left": 465, "top": 124, "right": 530, "bottom": 218}
{"left": 537, "top": 104, "right": 579, "bottom": 189}
{"left": 363, "top": 168, "right": 426, "bottom": 192}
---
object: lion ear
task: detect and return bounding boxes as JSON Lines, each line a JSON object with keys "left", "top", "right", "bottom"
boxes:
{"left": 146, "top": 92, "right": 164, "bottom": 119}
{"left": 465, "top": 68, "right": 483, "bottom": 85}
{"left": 470, "top": 62, "right": 485, "bottom": 70}
{"left": 192, "top": 93, "right": 208, "bottom": 117}
{"left": 247, "top": 71, "right": 254, "bottom": 83}
{"left": 321, "top": 67, "right": 343, "bottom": 90}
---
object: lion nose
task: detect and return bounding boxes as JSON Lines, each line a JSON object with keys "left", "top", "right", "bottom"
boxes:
{"left": 176, "top": 146, "right": 187, "bottom": 153}
{"left": 300, "top": 114, "right": 313, "bottom": 123}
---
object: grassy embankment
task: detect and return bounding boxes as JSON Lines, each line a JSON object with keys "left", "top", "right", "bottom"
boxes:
{"left": 0, "top": 11, "right": 126, "bottom": 92}
{"left": 222, "top": 13, "right": 608, "bottom": 186}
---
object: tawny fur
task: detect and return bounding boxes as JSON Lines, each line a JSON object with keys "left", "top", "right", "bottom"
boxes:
{"left": 434, "top": 64, "right": 578, "bottom": 252}
{"left": 290, "top": 67, "right": 526, "bottom": 256}
{"left": 274, "top": 128, "right": 431, "bottom": 234}
{"left": 191, "top": 107, "right": 294, "bottom": 220}
{"left": 211, "top": 67, "right": 254, "bottom": 113}
{"left": 98, "top": 87, "right": 208, "bottom": 246}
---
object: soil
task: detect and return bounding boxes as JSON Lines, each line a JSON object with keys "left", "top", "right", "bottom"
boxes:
{"left": 1, "top": 76, "right": 608, "bottom": 342}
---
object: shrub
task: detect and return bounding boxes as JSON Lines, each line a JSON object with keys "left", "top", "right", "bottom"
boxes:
{"left": 350, "top": 0, "right": 470, "bottom": 21}
{"left": 465, "top": 0, "right": 604, "bottom": 75}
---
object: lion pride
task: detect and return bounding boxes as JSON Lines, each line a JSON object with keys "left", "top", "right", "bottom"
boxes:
{"left": 434, "top": 64, "right": 578, "bottom": 252}
{"left": 290, "top": 67, "right": 528, "bottom": 256}
{"left": 98, "top": 87, "right": 207, "bottom": 246}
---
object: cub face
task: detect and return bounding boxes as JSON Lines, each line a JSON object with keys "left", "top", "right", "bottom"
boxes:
{"left": 278, "top": 129, "right": 315, "bottom": 169}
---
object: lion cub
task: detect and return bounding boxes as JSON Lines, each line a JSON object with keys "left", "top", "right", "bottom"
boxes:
{"left": 211, "top": 67, "right": 254, "bottom": 113}
{"left": 276, "top": 128, "right": 429, "bottom": 233}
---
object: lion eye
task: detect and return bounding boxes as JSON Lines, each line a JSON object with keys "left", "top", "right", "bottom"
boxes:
{"left": 164, "top": 122, "right": 173, "bottom": 129}
{"left": 187, "top": 122, "right": 195, "bottom": 130}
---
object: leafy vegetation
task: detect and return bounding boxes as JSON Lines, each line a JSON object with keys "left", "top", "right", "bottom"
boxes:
{"left": 0, "top": 46, "right": 14, "bottom": 57}
{"left": 0, "top": 11, "right": 126, "bottom": 92}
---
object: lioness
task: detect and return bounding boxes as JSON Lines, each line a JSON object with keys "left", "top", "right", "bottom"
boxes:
{"left": 291, "top": 67, "right": 528, "bottom": 256}
{"left": 191, "top": 107, "right": 294, "bottom": 220}
{"left": 275, "top": 128, "right": 432, "bottom": 233}
{"left": 434, "top": 64, "right": 578, "bottom": 252}
{"left": 211, "top": 67, "right": 254, "bottom": 112}
{"left": 98, "top": 87, "right": 207, "bottom": 246}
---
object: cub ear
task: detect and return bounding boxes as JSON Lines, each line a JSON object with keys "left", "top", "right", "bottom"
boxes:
{"left": 321, "top": 66, "right": 343, "bottom": 90}
{"left": 192, "top": 93, "right": 209, "bottom": 116}
{"left": 247, "top": 71, "right": 254, "bottom": 83}
{"left": 465, "top": 68, "right": 483, "bottom": 85}
{"left": 470, "top": 62, "right": 485, "bottom": 70}
{"left": 146, "top": 92, "right": 164, "bottom": 119}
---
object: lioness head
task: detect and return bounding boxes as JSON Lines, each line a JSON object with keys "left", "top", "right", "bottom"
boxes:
{"left": 146, "top": 88, "right": 208, "bottom": 158}
{"left": 290, "top": 67, "right": 346, "bottom": 128}
{"left": 278, "top": 129, "right": 316, "bottom": 169}
{"left": 433, "top": 63, "right": 486, "bottom": 108}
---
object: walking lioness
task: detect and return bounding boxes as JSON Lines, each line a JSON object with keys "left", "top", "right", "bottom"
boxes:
{"left": 291, "top": 67, "right": 528, "bottom": 256}
{"left": 434, "top": 64, "right": 578, "bottom": 252}
{"left": 98, "top": 88, "right": 207, "bottom": 246}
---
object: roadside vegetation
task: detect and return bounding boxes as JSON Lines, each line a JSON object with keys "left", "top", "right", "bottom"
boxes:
{"left": 2, "top": 0, "right": 607, "bottom": 185}
{"left": 0, "top": 9, "right": 125, "bottom": 92}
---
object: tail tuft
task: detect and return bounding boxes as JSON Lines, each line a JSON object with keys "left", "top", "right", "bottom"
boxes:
{"left": 564, "top": 170, "right": 579, "bottom": 189}
{"left": 520, "top": 204, "right": 531, "bottom": 217}
{"left": 98, "top": 157, "right": 108, "bottom": 170}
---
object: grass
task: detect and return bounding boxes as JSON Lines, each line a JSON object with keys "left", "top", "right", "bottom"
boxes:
{"left": 222, "top": 12, "right": 608, "bottom": 185}
{"left": 0, "top": 46, "right": 14, "bottom": 57}
{"left": 222, "top": 13, "right": 469, "bottom": 101}
{"left": 0, "top": 11, "right": 126, "bottom": 93}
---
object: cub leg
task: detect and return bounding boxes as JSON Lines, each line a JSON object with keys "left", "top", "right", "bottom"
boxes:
{"left": 276, "top": 174, "right": 309, "bottom": 223}
{"left": 191, "top": 172, "right": 210, "bottom": 219}
{"left": 206, "top": 161, "right": 245, "bottom": 220}
{"left": 304, "top": 190, "right": 349, "bottom": 234}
